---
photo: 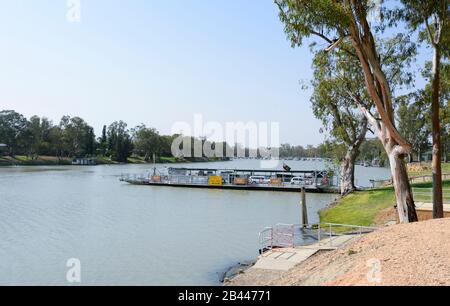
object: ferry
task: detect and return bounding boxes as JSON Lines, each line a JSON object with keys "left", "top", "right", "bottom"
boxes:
{"left": 120, "top": 167, "right": 337, "bottom": 193}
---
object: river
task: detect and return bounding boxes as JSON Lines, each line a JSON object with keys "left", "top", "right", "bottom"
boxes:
{"left": 0, "top": 159, "right": 390, "bottom": 285}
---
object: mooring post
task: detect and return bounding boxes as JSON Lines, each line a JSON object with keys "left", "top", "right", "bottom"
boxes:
{"left": 301, "top": 187, "right": 308, "bottom": 228}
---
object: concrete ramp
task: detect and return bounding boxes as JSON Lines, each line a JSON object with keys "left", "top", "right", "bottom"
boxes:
{"left": 227, "top": 235, "right": 358, "bottom": 285}
{"left": 254, "top": 248, "right": 319, "bottom": 271}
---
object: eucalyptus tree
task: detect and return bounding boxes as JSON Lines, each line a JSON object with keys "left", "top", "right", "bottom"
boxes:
{"left": 59, "top": 116, "right": 96, "bottom": 157}
{"left": 25, "top": 116, "right": 53, "bottom": 157}
{"left": 311, "top": 49, "right": 369, "bottom": 195}
{"left": 132, "top": 124, "right": 160, "bottom": 161}
{"left": 0, "top": 110, "right": 28, "bottom": 156}
{"left": 107, "top": 121, "right": 133, "bottom": 162}
{"left": 276, "top": 0, "right": 418, "bottom": 222}
{"left": 397, "top": 95, "right": 430, "bottom": 162}
{"left": 98, "top": 125, "right": 108, "bottom": 156}
{"left": 399, "top": 0, "right": 449, "bottom": 218}
{"left": 440, "top": 63, "right": 450, "bottom": 162}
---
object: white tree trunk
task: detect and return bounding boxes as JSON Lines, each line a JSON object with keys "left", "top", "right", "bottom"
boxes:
{"left": 359, "top": 106, "right": 418, "bottom": 223}
{"left": 388, "top": 148, "right": 417, "bottom": 223}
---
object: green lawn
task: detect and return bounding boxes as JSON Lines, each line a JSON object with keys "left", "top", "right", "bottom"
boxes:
{"left": 320, "top": 187, "right": 395, "bottom": 227}
{"left": 0, "top": 155, "right": 72, "bottom": 165}
{"left": 127, "top": 156, "right": 148, "bottom": 164}
{"left": 13, "top": 155, "right": 33, "bottom": 162}
{"left": 0, "top": 155, "right": 216, "bottom": 166}
{"left": 320, "top": 180, "right": 450, "bottom": 227}
{"left": 158, "top": 156, "right": 179, "bottom": 163}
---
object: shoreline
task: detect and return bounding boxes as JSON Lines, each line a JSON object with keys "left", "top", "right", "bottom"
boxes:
{"left": 0, "top": 155, "right": 229, "bottom": 167}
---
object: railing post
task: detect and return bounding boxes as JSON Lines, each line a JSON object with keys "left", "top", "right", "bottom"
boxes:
{"left": 329, "top": 224, "right": 332, "bottom": 247}
{"left": 301, "top": 188, "right": 308, "bottom": 228}
{"left": 270, "top": 227, "right": 273, "bottom": 250}
{"left": 318, "top": 224, "right": 321, "bottom": 245}
{"left": 291, "top": 224, "right": 295, "bottom": 248}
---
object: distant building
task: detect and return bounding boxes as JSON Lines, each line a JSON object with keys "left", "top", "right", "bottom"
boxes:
{"left": 72, "top": 158, "right": 97, "bottom": 166}
{"left": 0, "top": 144, "right": 7, "bottom": 155}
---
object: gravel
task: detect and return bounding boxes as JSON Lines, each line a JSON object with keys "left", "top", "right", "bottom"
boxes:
{"left": 269, "top": 218, "right": 450, "bottom": 286}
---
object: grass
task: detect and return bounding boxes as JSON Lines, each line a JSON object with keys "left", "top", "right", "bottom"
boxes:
{"left": 127, "top": 156, "right": 147, "bottom": 164}
{"left": 127, "top": 156, "right": 183, "bottom": 164}
{"left": 13, "top": 155, "right": 32, "bottom": 161}
{"left": 158, "top": 156, "right": 180, "bottom": 163}
{"left": 0, "top": 154, "right": 223, "bottom": 166}
{"left": 0, "top": 155, "right": 72, "bottom": 166}
{"left": 320, "top": 187, "right": 395, "bottom": 227}
{"left": 320, "top": 180, "right": 450, "bottom": 227}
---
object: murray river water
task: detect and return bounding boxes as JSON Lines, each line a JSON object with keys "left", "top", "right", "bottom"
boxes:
{"left": 0, "top": 159, "right": 390, "bottom": 285}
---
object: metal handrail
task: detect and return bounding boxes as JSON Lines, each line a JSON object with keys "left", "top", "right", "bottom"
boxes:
{"left": 258, "top": 227, "right": 273, "bottom": 253}
{"left": 412, "top": 188, "right": 450, "bottom": 203}
{"left": 258, "top": 222, "right": 379, "bottom": 253}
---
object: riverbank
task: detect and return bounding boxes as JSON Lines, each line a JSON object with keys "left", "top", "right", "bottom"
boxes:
{"left": 321, "top": 176, "right": 450, "bottom": 228}
{"left": 228, "top": 168, "right": 450, "bottom": 286}
{"left": 265, "top": 218, "right": 450, "bottom": 286}
{"left": 321, "top": 180, "right": 450, "bottom": 228}
{"left": 228, "top": 218, "right": 450, "bottom": 286}
{"left": 0, "top": 155, "right": 227, "bottom": 166}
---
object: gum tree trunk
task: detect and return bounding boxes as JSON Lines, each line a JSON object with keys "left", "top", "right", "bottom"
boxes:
{"left": 388, "top": 149, "right": 418, "bottom": 223}
{"left": 340, "top": 149, "right": 358, "bottom": 195}
{"left": 359, "top": 106, "right": 418, "bottom": 223}
{"left": 347, "top": 11, "right": 419, "bottom": 223}
{"left": 431, "top": 45, "right": 444, "bottom": 218}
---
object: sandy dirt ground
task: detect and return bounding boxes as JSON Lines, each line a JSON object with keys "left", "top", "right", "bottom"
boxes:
{"left": 268, "top": 218, "right": 450, "bottom": 286}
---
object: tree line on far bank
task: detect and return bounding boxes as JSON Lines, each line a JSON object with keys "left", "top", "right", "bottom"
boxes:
{"left": 1, "top": 109, "right": 362, "bottom": 163}
{"left": 0, "top": 110, "right": 221, "bottom": 163}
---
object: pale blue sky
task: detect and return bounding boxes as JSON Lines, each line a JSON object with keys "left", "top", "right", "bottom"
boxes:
{"left": 0, "top": 0, "right": 431, "bottom": 145}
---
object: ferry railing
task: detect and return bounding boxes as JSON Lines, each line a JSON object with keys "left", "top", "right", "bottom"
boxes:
{"left": 121, "top": 172, "right": 337, "bottom": 189}
{"left": 119, "top": 173, "right": 150, "bottom": 184}
{"left": 168, "top": 175, "right": 209, "bottom": 185}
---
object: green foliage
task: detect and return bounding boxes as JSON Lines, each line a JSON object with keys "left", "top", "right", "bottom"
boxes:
{"left": 279, "top": 143, "right": 333, "bottom": 158}
{"left": 132, "top": 124, "right": 161, "bottom": 161}
{"left": 358, "top": 138, "right": 388, "bottom": 166}
{"left": 320, "top": 180, "right": 450, "bottom": 226}
{"left": 0, "top": 109, "right": 235, "bottom": 164}
{"left": 0, "top": 110, "right": 28, "bottom": 156}
{"left": 396, "top": 61, "right": 450, "bottom": 161}
{"left": 107, "top": 121, "right": 133, "bottom": 163}
{"left": 397, "top": 94, "right": 430, "bottom": 161}
{"left": 275, "top": 0, "right": 351, "bottom": 48}
{"left": 310, "top": 47, "right": 370, "bottom": 163}
{"left": 58, "top": 116, "right": 97, "bottom": 158}
{"left": 398, "top": 0, "right": 448, "bottom": 54}
{"left": 98, "top": 125, "right": 108, "bottom": 156}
